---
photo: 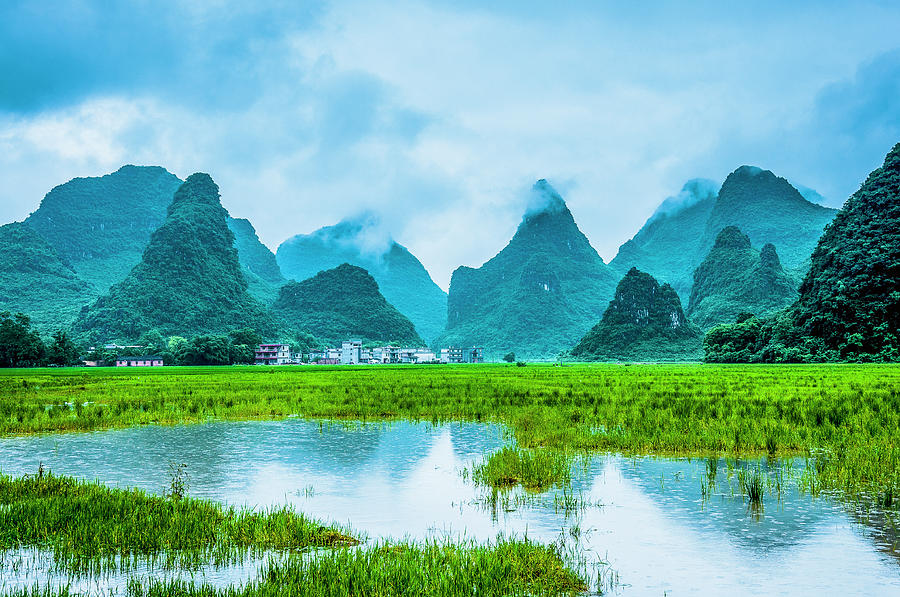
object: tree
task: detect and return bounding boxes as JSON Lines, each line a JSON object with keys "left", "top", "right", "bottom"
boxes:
{"left": 183, "top": 335, "right": 230, "bottom": 366}
{"left": 0, "top": 312, "right": 46, "bottom": 368}
{"left": 503, "top": 352, "right": 516, "bottom": 363}
{"left": 230, "top": 343, "right": 255, "bottom": 365}
{"left": 46, "top": 330, "right": 81, "bottom": 366}
{"left": 139, "top": 329, "right": 167, "bottom": 353}
{"left": 167, "top": 336, "right": 190, "bottom": 365}
{"left": 229, "top": 328, "right": 262, "bottom": 349}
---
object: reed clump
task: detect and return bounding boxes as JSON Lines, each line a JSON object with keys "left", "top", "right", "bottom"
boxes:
{"left": 471, "top": 446, "right": 571, "bottom": 492}
{"left": 0, "top": 472, "right": 357, "bottom": 572}
{"left": 3, "top": 538, "right": 589, "bottom": 597}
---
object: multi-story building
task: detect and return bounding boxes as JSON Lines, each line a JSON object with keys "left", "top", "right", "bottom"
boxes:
{"left": 444, "top": 347, "right": 484, "bottom": 364}
{"left": 341, "top": 340, "right": 363, "bottom": 364}
{"left": 255, "top": 344, "right": 292, "bottom": 365}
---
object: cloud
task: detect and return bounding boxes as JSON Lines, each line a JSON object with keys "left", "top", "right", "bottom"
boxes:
{"left": 1, "top": 0, "right": 900, "bottom": 291}
{"left": 649, "top": 179, "right": 719, "bottom": 223}
{"left": 0, "top": 1, "right": 323, "bottom": 113}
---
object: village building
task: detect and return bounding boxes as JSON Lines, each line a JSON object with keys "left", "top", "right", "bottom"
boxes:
{"left": 254, "top": 344, "right": 292, "bottom": 365}
{"left": 443, "top": 347, "right": 484, "bottom": 364}
{"left": 116, "top": 355, "right": 164, "bottom": 367}
{"left": 341, "top": 340, "right": 363, "bottom": 365}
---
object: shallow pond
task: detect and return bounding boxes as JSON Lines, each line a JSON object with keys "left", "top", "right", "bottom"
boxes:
{"left": 1, "top": 419, "right": 898, "bottom": 595}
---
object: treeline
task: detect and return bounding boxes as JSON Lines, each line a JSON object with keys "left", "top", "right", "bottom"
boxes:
{"left": 703, "top": 142, "right": 900, "bottom": 364}
{"left": 0, "top": 312, "right": 321, "bottom": 368}
{"left": 0, "top": 312, "right": 81, "bottom": 367}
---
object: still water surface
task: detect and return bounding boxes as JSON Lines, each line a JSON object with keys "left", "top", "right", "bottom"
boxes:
{"left": 1, "top": 419, "right": 898, "bottom": 595}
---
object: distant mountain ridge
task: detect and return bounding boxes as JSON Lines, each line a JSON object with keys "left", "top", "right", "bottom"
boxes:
{"left": 72, "top": 174, "right": 277, "bottom": 341}
{"left": 436, "top": 179, "right": 619, "bottom": 359}
{"left": 0, "top": 222, "right": 96, "bottom": 333}
{"left": 227, "top": 217, "right": 285, "bottom": 304}
{"left": 700, "top": 166, "right": 837, "bottom": 271}
{"left": 276, "top": 216, "right": 447, "bottom": 343}
{"left": 611, "top": 168, "right": 838, "bottom": 304}
{"left": 610, "top": 179, "right": 718, "bottom": 301}
{"left": 687, "top": 226, "right": 797, "bottom": 330}
{"left": 274, "top": 263, "right": 423, "bottom": 346}
{"left": 25, "top": 165, "right": 183, "bottom": 292}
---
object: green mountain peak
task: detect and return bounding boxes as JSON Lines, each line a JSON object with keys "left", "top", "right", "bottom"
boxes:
{"left": 688, "top": 226, "right": 796, "bottom": 330}
{"left": 572, "top": 267, "right": 702, "bottom": 361}
{"left": 437, "top": 181, "right": 618, "bottom": 359}
{"left": 276, "top": 215, "right": 447, "bottom": 343}
{"left": 72, "top": 173, "right": 277, "bottom": 342}
{"left": 25, "top": 165, "right": 182, "bottom": 292}
{"left": 273, "top": 263, "right": 423, "bottom": 346}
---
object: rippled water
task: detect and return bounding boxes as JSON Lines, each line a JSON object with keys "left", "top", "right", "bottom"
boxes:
{"left": 1, "top": 419, "right": 898, "bottom": 595}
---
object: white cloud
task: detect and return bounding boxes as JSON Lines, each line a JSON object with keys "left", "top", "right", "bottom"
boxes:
{"left": 1, "top": 0, "right": 900, "bottom": 291}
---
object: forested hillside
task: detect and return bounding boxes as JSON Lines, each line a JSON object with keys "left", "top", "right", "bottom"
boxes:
{"left": 0, "top": 222, "right": 96, "bottom": 333}
{"left": 276, "top": 217, "right": 447, "bottom": 343}
{"left": 687, "top": 226, "right": 796, "bottom": 330}
{"left": 611, "top": 168, "right": 836, "bottom": 306}
{"left": 274, "top": 263, "right": 423, "bottom": 346}
{"left": 705, "top": 143, "right": 900, "bottom": 362}
{"left": 436, "top": 180, "right": 618, "bottom": 359}
{"left": 572, "top": 268, "right": 702, "bottom": 361}
{"left": 228, "top": 217, "right": 285, "bottom": 304}
{"left": 72, "top": 174, "right": 277, "bottom": 342}
{"left": 25, "top": 165, "right": 182, "bottom": 291}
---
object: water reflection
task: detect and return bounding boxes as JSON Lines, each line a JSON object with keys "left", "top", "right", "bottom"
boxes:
{"left": 1, "top": 420, "right": 898, "bottom": 595}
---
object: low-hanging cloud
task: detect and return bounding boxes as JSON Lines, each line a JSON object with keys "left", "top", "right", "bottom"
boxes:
{"left": 1, "top": 0, "right": 899, "bottom": 291}
{"left": 649, "top": 178, "right": 719, "bottom": 223}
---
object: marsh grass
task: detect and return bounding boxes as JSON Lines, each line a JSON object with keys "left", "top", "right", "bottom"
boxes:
{"left": 469, "top": 446, "right": 572, "bottom": 492}
{"left": 2, "top": 363, "right": 899, "bottom": 504}
{"left": 738, "top": 467, "right": 766, "bottom": 507}
{"left": 2, "top": 538, "right": 591, "bottom": 597}
{"left": 0, "top": 472, "right": 357, "bottom": 573}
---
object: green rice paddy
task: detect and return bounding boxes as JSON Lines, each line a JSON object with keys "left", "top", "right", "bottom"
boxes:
{"left": 2, "top": 363, "right": 898, "bottom": 501}
{"left": 1, "top": 363, "right": 899, "bottom": 594}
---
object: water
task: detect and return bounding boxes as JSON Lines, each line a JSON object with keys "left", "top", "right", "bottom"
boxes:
{"left": 1, "top": 419, "right": 898, "bottom": 595}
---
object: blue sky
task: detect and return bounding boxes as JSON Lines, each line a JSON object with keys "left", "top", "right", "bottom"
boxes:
{"left": 2, "top": 0, "right": 899, "bottom": 289}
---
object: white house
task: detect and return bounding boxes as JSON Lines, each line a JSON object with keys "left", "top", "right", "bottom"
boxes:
{"left": 341, "top": 340, "right": 363, "bottom": 365}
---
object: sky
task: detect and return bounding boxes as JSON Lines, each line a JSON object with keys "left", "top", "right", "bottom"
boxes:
{"left": 1, "top": 0, "right": 899, "bottom": 290}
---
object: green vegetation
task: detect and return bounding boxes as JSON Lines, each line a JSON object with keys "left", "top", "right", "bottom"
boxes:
{"left": 227, "top": 217, "right": 285, "bottom": 305}
{"left": 274, "top": 263, "right": 423, "bottom": 346}
{"left": 437, "top": 180, "right": 618, "bottom": 360}
{"left": 0, "top": 222, "right": 96, "bottom": 333}
{"left": 72, "top": 174, "right": 277, "bottom": 343}
{"left": 141, "top": 539, "right": 587, "bottom": 597}
{"left": 276, "top": 215, "right": 448, "bottom": 344}
{"left": 610, "top": 179, "right": 718, "bottom": 302}
{"left": 4, "top": 538, "right": 587, "bottom": 597}
{"left": 611, "top": 168, "right": 836, "bottom": 307}
{"left": 24, "top": 165, "right": 182, "bottom": 292}
{"left": 572, "top": 268, "right": 702, "bottom": 361}
{"left": 0, "top": 466, "right": 588, "bottom": 595}
{"left": 0, "top": 312, "right": 47, "bottom": 367}
{"left": 471, "top": 446, "right": 571, "bottom": 492}
{"left": 687, "top": 226, "right": 796, "bottom": 330}
{"left": 700, "top": 166, "right": 837, "bottom": 275}
{"left": 1, "top": 364, "right": 899, "bottom": 503}
{"left": 705, "top": 143, "right": 900, "bottom": 362}
{"left": 0, "top": 471, "right": 357, "bottom": 571}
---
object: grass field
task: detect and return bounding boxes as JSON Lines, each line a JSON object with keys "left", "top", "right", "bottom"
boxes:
{"left": 0, "top": 472, "right": 357, "bottom": 572}
{"left": 0, "top": 472, "right": 588, "bottom": 595}
{"left": 1, "top": 363, "right": 898, "bottom": 502}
